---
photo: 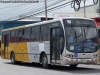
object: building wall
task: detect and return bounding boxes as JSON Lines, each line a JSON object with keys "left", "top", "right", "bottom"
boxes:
{"left": 19, "top": 16, "right": 53, "bottom": 21}
{"left": 75, "top": 13, "right": 99, "bottom": 18}
{"left": 19, "top": 17, "right": 41, "bottom": 21}
{"left": 0, "top": 21, "right": 40, "bottom": 36}
{"left": 74, "top": 4, "right": 99, "bottom": 18}
{"left": 53, "top": 12, "right": 74, "bottom": 18}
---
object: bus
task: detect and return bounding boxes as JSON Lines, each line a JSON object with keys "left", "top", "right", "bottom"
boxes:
{"left": 1, "top": 17, "right": 99, "bottom": 68}
{"left": 0, "top": 36, "right": 1, "bottom": 56}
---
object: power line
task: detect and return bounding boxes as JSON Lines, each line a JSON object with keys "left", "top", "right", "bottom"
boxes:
{"left": 0, "top": 0, "right": 52, "bottom": 20}
{"left": 19, "top": 0, "right": 67, "bottom": 18}
{"left": 2, "top": 0, "right": 98, "bottom": 23}
{"left": 0, "top": 3, "right": 30, "bottom": 9}
{"left": 0, "top": 0, "right": 76, "bottom": 20}
{"left": 4, "top": 1, "right": 72, "bottom": 21}
{"left": 0, "top": 0, "right": 53, "bottom": 20}
{"left": 1, "top": 0, "right": 68, "bottom": 21}
{"left": 0, "top": 0, "right": 99, "bottom": 21}
{"left": 0, "top": 2, "right": 72, "bottom": 25}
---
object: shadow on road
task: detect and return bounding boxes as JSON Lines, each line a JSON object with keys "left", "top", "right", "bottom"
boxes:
{"left": 4, "top": 62, "right": 100, "bottom": 74}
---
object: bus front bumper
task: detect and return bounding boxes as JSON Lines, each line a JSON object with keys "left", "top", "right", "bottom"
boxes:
{"left": 61, "top": 57, "right": 98, "bottom": 65}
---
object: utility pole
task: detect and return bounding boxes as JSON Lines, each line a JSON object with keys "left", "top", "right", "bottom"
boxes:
{"left": 99, "top": 0, "right": 100, "bottom": 17}
{"left": 82, "top": 0, "right": 87, "bottom": 18}
{"left": 97, "top": 0, "right": 100, "bottom": 17}
{"left": 44, "top": 0, "right": 47, "bottom": 20}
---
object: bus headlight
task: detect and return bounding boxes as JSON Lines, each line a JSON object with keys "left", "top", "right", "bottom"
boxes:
{"left": 94, "top": 54, "right": 98, "bottom": 58}
{"left": 66, "top": 54, "right": 73, "bottom": 58}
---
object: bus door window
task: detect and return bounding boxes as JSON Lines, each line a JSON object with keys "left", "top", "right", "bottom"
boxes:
{"left": 51, "top": 28, "right": 63, "bottom": 60}
{"left": 4, "top": 34, "right": 9, "bottom": 58}
{"left": 52, "top": 29, "right": 56, "bottom": 60}
{"left": 56, "top": 28, "right": 64, "bottom": 59}
{"left": 56, "top": 28, "right": 61, "bottom": 59}
{"left": 59, "top": 28, "right": 64, "bottom": 54}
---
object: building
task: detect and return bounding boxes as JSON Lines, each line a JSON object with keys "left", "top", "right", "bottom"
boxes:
{"left": 53, "top": 12, "right": 74, "bottom": 18}
{"left": 19, "top": 12, "right": 75, "bottom": 20}
{"left": 19, "top": 16, "right": 53, "bottom": 21}
{"left": 74, "top": 3, "right": 99, "bottom": 18}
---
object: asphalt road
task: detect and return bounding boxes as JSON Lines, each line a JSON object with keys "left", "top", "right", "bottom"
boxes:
{"left": 0, "top": 57, "right": 100, "bottom": 75}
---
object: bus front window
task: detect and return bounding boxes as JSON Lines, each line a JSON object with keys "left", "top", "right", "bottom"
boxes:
{"left": 83, "top": 27, "right": 98, "bottom": 52}
{"left": 65, "top": 27, "right": 83, "bottom": 52}
{"left": 64, "top": 19, "right": 98, "bottom": 53}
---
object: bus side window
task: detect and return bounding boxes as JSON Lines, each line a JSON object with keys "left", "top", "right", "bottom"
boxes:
{"left": 40, "top": 25, "right": 48, "bottom": 41}
{"left": 10, "top": 31, "right": 16, "bottom": 42}
{"left": 34, "top": 26, "right": 40, "bottom": 41}
{"left": 23, "top": 28, "right": 31, "bottom": 42}
{"left": 31, "top": 27, "right": 35, "bottom": 41}
{"left": 17, "top": 29, "right": 23, "bottom": 42}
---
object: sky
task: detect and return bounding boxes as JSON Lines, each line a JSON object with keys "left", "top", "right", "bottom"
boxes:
{"left": 0, "top": 0, "right": 95, "bottom": 21}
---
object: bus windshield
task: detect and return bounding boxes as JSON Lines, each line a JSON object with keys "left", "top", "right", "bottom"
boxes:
{"left": 63, "top": 19, "right": 98, "bottom": 53}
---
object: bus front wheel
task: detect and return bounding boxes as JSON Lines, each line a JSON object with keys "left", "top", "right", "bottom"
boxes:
{"left": 70, "top": 64, "right": 78, "bottom": 68}
{"left": 42, "top": 54, "right": 49, "bottom": 68}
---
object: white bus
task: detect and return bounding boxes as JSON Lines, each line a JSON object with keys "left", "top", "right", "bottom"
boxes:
{"left": 1, "top": 17, "right": 99, "bottom": 68}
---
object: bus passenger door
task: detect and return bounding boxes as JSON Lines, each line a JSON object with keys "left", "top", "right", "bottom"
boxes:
{"left": 50, "top": 28, "right": 61, "bottom": 64}
{"left": 4, "top": 34, "right": 9, "bottom": 59}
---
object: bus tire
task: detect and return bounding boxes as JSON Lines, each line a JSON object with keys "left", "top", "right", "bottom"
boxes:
{"left": 11, "top": 53, "right": 16, "bottom": 64}
{"left": 70, "top": 64, "right": 78, "bottom": 68}
{"left": 42, "top": 53, "right": 49, "bottom": 68}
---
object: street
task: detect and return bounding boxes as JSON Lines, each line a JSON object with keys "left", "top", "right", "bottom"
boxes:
{"left": 0, "top": 57, "right": 100, "bottom": 75}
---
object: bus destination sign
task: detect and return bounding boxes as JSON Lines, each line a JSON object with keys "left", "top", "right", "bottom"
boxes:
{"left": 75, "top": 19, "right": 94, "bottom": 25}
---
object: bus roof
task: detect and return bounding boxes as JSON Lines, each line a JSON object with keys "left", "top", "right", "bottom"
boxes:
{"left": 2, "top": 19, "right": 60, "bottom": 32}
{"left": 2, "top": 17, "right": 94, "bottom": 32}
{"left": 2, "top": 25, "right": 25, "bottom": 32}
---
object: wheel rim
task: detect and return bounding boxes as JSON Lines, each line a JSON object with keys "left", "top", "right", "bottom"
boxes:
{"left": 11, "top": 54, "right": 14, "bottom": 63}
{"left": 43, "top": 57, "right": 47, "bottom": 66}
